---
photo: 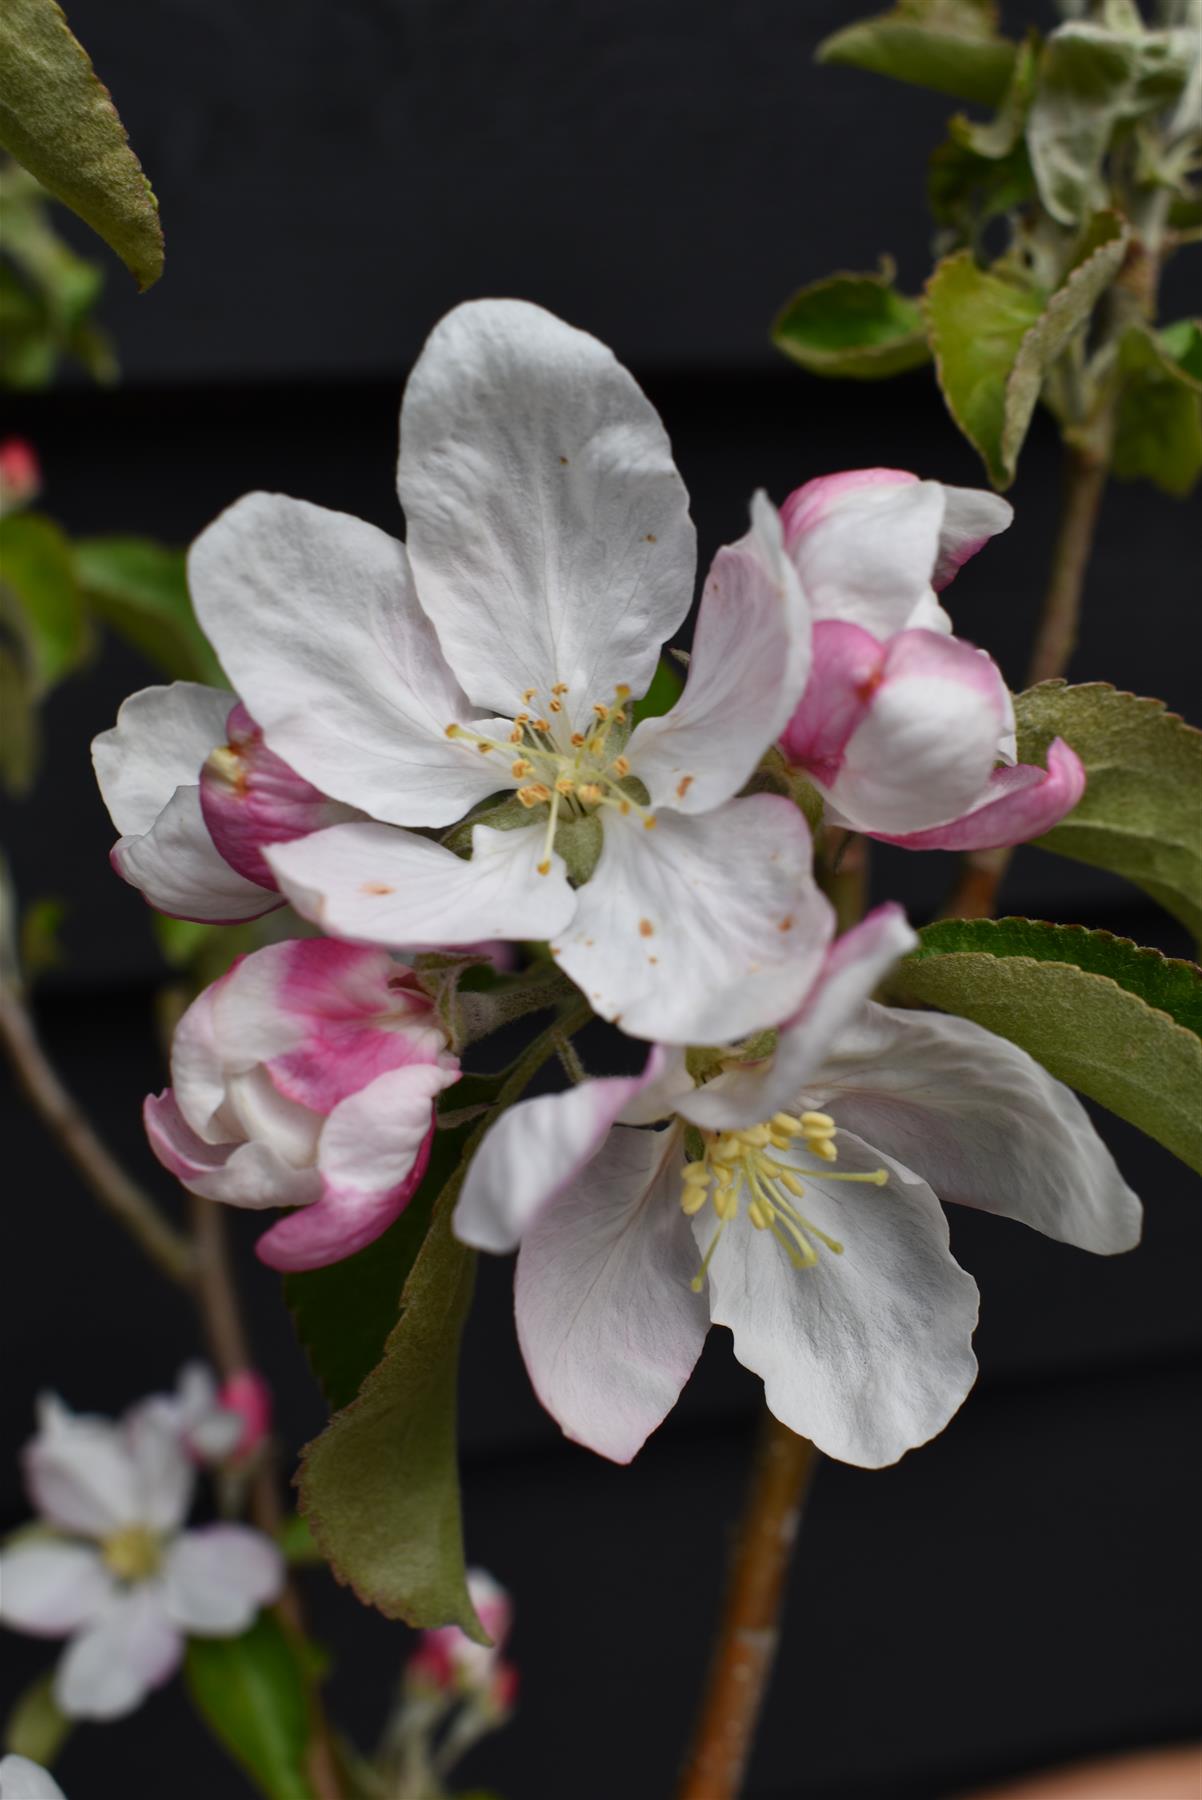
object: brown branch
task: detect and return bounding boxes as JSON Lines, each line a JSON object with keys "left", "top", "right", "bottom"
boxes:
{"left": 0, "top": 982, "right": 195, "bottom": 1283}
{"left": 677, "top": 1414, "right": 819, "bottom": 1800}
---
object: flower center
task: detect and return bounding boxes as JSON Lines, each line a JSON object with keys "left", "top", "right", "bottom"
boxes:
{"left": 679, "top": 1110, "right": 888, "bottom": 1291}
{"left": 445, "top": 683, "right": 657, "bottom": 874}
{"left": 102, "top": 1524, "right": 163, "bottom": 1582}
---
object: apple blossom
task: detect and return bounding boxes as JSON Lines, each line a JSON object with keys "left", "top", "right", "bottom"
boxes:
{"left": 155, "top": 299, "right": 823, "bottom": 1045}
{"left": 0, "top": 1758, "right": 66, "bottom": 1800}
{"left": 137, "top": 1363, "right": 271, "bottom": 1466}
{"left": 144, "top": 937, "right": 460, "bottom": 1271}
{"left": 454, "top": 907, "right": 1141, "bottom": 1469}
{"left": 404, "top": 1568, "right": 517, "bottom": 1714}
{"left": 778, "top": 469, "right": 1086, "bottom": 849}
{"left": 0, "top": 1396, "right": 282, "bottom": 1722}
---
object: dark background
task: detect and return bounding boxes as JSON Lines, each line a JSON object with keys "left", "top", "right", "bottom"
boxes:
{"left": 2, "top": 3, "right": 1200, "bottom": 1796}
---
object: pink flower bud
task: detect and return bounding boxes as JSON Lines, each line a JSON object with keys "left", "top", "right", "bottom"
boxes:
{"left": 217, "top": 1370, "right": 274, "bottom": 1463}
{"left": 404, "top": 1569, "right": 514, "bottom": 1700}
{"left": 0, "top": 439, "right": 41, "bottom": 515}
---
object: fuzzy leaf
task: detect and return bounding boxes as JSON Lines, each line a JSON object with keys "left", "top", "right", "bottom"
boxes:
{"left": 1014, "top": 681, "right": 1202, "bottom": 943}
{"left": 773, "top": 266, "right": 930, "bottom": 380}
{"left": 296, "top": 1126, "right": 483, "bottom": 1639}
{"left": 928, "top": 31, "right": 1038, "bottom": 232}
{"left": 0, "top": 511, "right": 92, "bottom": 692}
{"left": 891, "top": 917, "right": 1202, "bottom": 1172}
{"left": 0, "top": 0, "right": 163, "bottom": 289}
{"left": 817, "top": 1, "right": 1017, "bottom": 107}
{"left": 74, "top": 535, "right": 226, "bottom": 686}
{"left": 185, "top": 1614, "right": 316, "bottom": 1800}
{"left": 1110, "top": 324, "right": 1202, "bottom": 496}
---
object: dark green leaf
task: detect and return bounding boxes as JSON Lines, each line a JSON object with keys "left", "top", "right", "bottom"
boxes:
{"left": 0, "top": 0, "right": 163, "bottom": 288}
{"left": 185, "top": 1614, "right": 316, "bottom": 1800}
{"left": 631, "top": 654, "right": 685, "bottom": 723}
{"left": 0, "top": 511, "right": 92, "bottom": 691}
{"left": 1110, "top": 323, "right": 1202, "bottom": 496}
{"left": 890, "top": 918, "right": 1202, "bottom": 1171}
{"left": 817, "top": 1, "right": 1017, "bottom": 107}
{"left": 4, "top": 1673, "right": 71, "bottom": 1765}
{"left": 297, "top": 1129, "right": 483, "bottom": 1639}
{"left": 74, "top": 536, "right": 226, "bottom": 686}
{"left": 773, "top": 266, "right": 930, "bottom": 380}
{"left": 1014, "top": 681, "right": 1202, "bottom": 943}
{"left": 0, "top": 645, "right": 40, "bottom": 794}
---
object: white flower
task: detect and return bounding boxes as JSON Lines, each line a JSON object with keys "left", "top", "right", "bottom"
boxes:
{"left": 0, "top": 1757, "right": 66, "bottom": 1800}
{"left": 0, "top": 1397, "right": 283, "bottom": 1721}
{"left": 454, "top": 922, "right": 1142, "bottom": 1469}
{"left": 101, "top": 300, "right": 817, "bottom": 1045}
{"left": 135, "top": 1364, "right": 248, "bottom": 1465}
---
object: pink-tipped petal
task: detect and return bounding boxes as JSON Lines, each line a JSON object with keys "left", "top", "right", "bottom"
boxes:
{"left": 781, "top": 473, "right": 948, "bottom": 636}
{"left": 872, "top": 737, "right": 1086, "bottom": 851}
{"left": 778, "top": 618, "right": 883, "bottom": 781}
{"left": 932, "top": 486, "right": 1013, "bottom": 590}
{"left": 779, "top": 468, "right": 917, "bottom": 542}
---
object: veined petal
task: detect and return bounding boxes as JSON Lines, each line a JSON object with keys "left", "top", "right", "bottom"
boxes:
{"left": 162, "top": 1526, "right": 283, "bottom": 1635}
{"left": 0, "top": 1755, "right": 68, "bottom": 1799}
{"left": 626, "top": 492, "right": 810, "bottom": 812}
{"left": 554, "top": 797, "right": 829, "bottom": 1043}
{"left": 399, "top": 299, "right": 696, "bottom": 732}
{"left": 143, "top": 1090, "right": 321, "bottom": 1211}
{"left": 112, "top": 786, "right": 281, "bottom": 924}
{"left": 23, "top": 1400, "right": 140, "bottom": 1538}
{"left": 819, "top": 630, "right": 1009, "bottom": 836}
{"left": 681, "top": 904, "right": 917, "bottom": 1130}
{"left": 0, "top": 1541, "right": 114, "bottom": 1637}
{"left": 872, "top": 738, "right": 1085, "bottom": 851}
{"left": 515, "top": 1123, "right": 708, "bottom": 1463}
{"left": 189, "top": 494, "right": 499, "bottom": 827}
{"left": 53, "top": 1587, "right": 181, "bottom": 1721}
{"left": 92, "top": 682, "right": 232, "bottom": 837}
{"left": 781, "top": 472, "right": 949, "bottom": 636}
{"left": 817, "top": 1003, "right": 1143, "bottom": 1254}
{"left": 267, "top": 820, "right": 576, "bottom": 948}
{"left": 455, "top": 1058, "right": 668, "bottom": 1255}
{"left": 703, "top": 1131, "right": 979, "bottom": 1467}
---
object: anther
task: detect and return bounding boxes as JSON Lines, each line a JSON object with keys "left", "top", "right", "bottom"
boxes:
{"left": 511, "top": 759, "right": 533, "bottom": 777}
{"left": 555, "top": 777, "right": 575, "bottom": 794}
{"left": 578, "top": 782, "right": 603, "bottom": 804}
{"left": 549, "top": 699, "right": 563, "bottom": 713}
{"left": 593, "top": 703, "right": 610, "bottom": 720}
{"left": 570, "top": 732, "right": 586, "bottom": 748}
{"left": 444, "top": 723, "right": 462, "bottom": 738}
{"left": 522, "top": 688, "right": 538, "bottom": 703}
{"left": 517, "top": 784, "right": 551, "bottom": 808}
{"left": 551, "top": 682, "right": 570, "bottom": 696}
{"left": 612, "top": 756, "right": 630, "bottom": 777}
{"left": 801, "top": 1111, "right": 836, "bottom": 1134}
{"left": 536, "top": 859, "right": 552, "bottom": 876}
{"left": 533, "top": 717, "right": 552, "bottom": 733}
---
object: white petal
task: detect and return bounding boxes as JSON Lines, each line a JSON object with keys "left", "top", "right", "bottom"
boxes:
{"left": 112, "top": 786, "right": 280, "bottom": 924}
{"left": 554, "top": 797, "right": 829, "bottom": 1043}
{"left": 0, "top": 1755, "right": 68, "bottom": 1799}
{"left": 53, "top": 1588, "right": 181, "bottom": 1721}
{"left": 317, "top": 1060, "right": 456, "bottom": 1194}
{"left": 933, "top": 485, "right": 1013, "bottom": 590}
{"left": 627, "top": 491, "right": 811, "bottom": 813}
{"left": 703, "top": 1132, "right": 979, "bottom": 1467}
{"left": 23, "top": 1403, "right": 140, "bottom": 1538}
{"left": 515, "top": 1124, "right": 709, "bottom": 1462}
{"left": 92, "top": 683, "right": 232, "bottom": 836}
{"left": 818, "top": 1004, "right": 1143, "bottom": 1254}
{"left": 455, "top": 1063, "right": 665, "bottom": 1254}
{"left": 0, "top": 1541, "right": 114, "bottom": 1637}
{"left": 267, "top": 820, "right": 576, "bottom": 948}
{"left": 399, "top": 299, "right": 696, "bottom": 731}
{"left": 121, "top": 1410, "right": 195, "bottom": 1535}
{"left": 788, "top": 478, "right": 948, "bottom": 636}
{"left": 189, "top": 493, "right": 500, "bottom": 827}
{"left": 681, "top": 904, "right": 917, "bottom": 1130}
{"left": 163, "top": 1526, "right": 283, "bottom": 1635}
{"left": 143, "top": 1090, "right": 322, "bottom": 1211}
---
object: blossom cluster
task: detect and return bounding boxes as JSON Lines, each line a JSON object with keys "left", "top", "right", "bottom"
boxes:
{"left": 89, "top": 300, "right": 1140, "bottom": 1472}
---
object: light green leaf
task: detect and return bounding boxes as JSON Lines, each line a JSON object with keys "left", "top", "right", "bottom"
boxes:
{"left": 276, "top": 1514, "right": 323, "bottom": 1566}
{"left": 0, "top": 0, "right": 163, "bottom": 288}
{"left": 817, "top": 0, "right": 1017, "bottom": 107}
{"left": 890, "top": 917, "right": 1202, "bottom": 1171}
{"left": 74, "top": 536, "right": 226, "bottom": 686}
{"left": 773, "top": 265, "right": 931, "bottom": 380}
{"left": 4, "top": 1673, "right": 71, "bottom": 1765}
{"left": 631, "top": 653, "right": 685, "bottom": 723}
{"left": 0, "top": 511, "right": 92, "bottom": 691}
{"left": 1110, "top": 323, "right": 1202, "bottom": 496}
{"left": 1014, "top": 681, "right": 1202, "bottom": 942}
{"left": 184, "top": 1614, "right": 317, "bottom": 1800}
{"left": 1159, "top": 318, "right": 1202, "bottom": 384}
{"left": 297, "top": 1126, "right": 483, "bottom": 1641}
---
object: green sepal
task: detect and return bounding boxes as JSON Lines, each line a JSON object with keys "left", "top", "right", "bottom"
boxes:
{"left": 889, "top": 918, "right": 1202, "bottom": 1172}
{"left": 184, "top": 1613, "right": 318, "bottom": 1800}
{"left": 773, "top": 263, "right": 931, "bottom": 380}
{"left": 0, "top": 0, "right": 163, "bottom": 288}
{"left": 816, "top": 1, "right": 1018, "bottom": 108}
{"left": 1013, "top": 682, "right": 1202, "bottom": 945}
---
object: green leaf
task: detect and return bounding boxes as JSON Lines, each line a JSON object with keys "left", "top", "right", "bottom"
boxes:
{"left": 74, "top": 536, "right": 226, "bottom": 686}
{"left": 185, "top": 1614, "right": 317, "bottom": 1800}
{"left": 0, "top": 163, "right": 117, "bottom": 388}
{"left": 773, "top": 265, "right": 931, "bottom": 380}
{"left": 1110, "top": 323, "right": 1202, "bottom": 496}
{"left": 0, "top": 0, "right": 163, "bottom": 288}
{"left": 1159, "top": 319, "right": 1202, "bottom": 385}
{"left": 0, "top": 644, "right": 40, "bottom": 794}
{"left": 297, "top": 1127, "right": 483, "bottom": 1639}
{"left": 927, "top": 31, "right": 1039, "bottom": 233}
{"left": 924, "top": 213, "right": 1127, "bottom": 487}
{"left": 890, "top": 917, "right": 1202, "bottom": 1172}
{"left": 0, "top": 511, "right": 92, "bottom": 691}
{"left": 1014, "top": 681, "right": 1202, "bottom": 943}
{"left": 817, "top": 1, "right": 1017, "bottom": 107}
{"left": 20, "top": 894, "right": 66, "bottom": 978}
{"left": 5, "top": 1673, "right": 71, "bottom": 1765}
{"left": 631, "top": 653, "right": 685, "bottom": 723}
{"left": 276, "top": 1513, "right": 323, "bottom": 1566}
